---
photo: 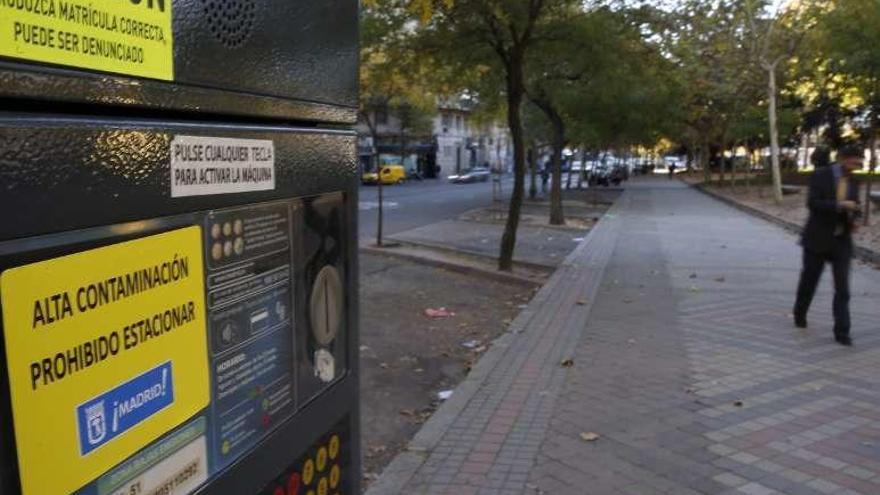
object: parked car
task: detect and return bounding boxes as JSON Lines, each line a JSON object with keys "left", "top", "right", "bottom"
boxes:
{"left": 591, "top": 165, "right": 611, "bottom": 186}
{"left": 610, "top": 166, "right": 626, "bottom": 185}
{"left": 448, "top": 167, "right": 491, "bottom": 183}
{"left": 362, "top": 165, "right": 407, "bottom": 185}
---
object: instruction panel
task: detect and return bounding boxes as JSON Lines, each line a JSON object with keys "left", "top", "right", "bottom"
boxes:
{"left": 0, "top": 0, "right": 174, "bottom": 80}
{"left": 203, "top": 201, "right": 296, "bottom": 471}
{"left": 170, "top": 135, "right": 276, "bottom": 198}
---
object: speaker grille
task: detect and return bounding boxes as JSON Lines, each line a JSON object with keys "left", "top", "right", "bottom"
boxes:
{"left": 202, "top": 0, "right": 256, "bottom": 48}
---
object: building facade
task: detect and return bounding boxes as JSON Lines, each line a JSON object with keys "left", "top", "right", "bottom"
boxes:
{"left": 357, "top": 98, "right": 511, "bottom": 179}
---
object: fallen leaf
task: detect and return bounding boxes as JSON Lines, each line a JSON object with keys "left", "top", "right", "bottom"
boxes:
{"left": 689, "top": 285, "right": 701, "bottom": 292}
{"left": 623, "top": 298, "right": 634, "bottom": 304}
{"left": 425, "top": 307, "right": 456, "bottom": 318}
{"left": 367, "top": 445, "right": 388, "bottom": 455}
{"left": 685, "top": 388, "right": 696, "bottom": 394}
{"left": 580, "top": 432, "right": 600, "bottom": 442}
{"left": 413, "top": 368, "right": 424, "bottom": 373}
{"left": 714, "top": 276, "right": 726, "bottom": 283}
{"left": 689, "top": 273, "right": 698, "bottom": 279}
{"left": 734, "top": 400, "right": 744, "bottom": 407}
{"left": 577, "top": 299, "right": 589, "bottom": 306}
{"left": 438, "top": 390, "right": 453, "bottom": 401}
{"left": 561, "top": 358, "right": 575, "bottom": 368}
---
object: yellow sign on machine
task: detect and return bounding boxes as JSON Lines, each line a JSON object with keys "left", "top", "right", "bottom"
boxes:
{"left": 0, "top": 227, "right": 210, "bottom": 495}
{"left": 0, "top": 0, "right": 174, "bottom": 80}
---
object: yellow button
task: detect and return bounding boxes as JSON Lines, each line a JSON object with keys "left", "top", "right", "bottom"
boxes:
{"left": 329, "top": 464, "right": 341, "bottom": 489}
{"left": 302, "top": 458, "right": 315, "bottom": 486}
{"left": 317, "top": 477, "right": 328, "bottom": 495}
{"left": 317, "top": 446, "right": 328, "bottom": 472}
{"left": 328, "top": 435, "right": 341, "bottom": 460}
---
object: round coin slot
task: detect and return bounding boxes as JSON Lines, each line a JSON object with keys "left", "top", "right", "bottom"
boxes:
{"left": 309, "top": 266, "right": 343, "bottom": 346}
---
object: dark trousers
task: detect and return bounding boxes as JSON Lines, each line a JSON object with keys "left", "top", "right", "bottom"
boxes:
{"left": 794, "top": 240, "right": 852, "bottom": 336}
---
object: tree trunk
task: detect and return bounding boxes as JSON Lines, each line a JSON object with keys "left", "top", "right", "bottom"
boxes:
{"left": 746, "top": 145, "right": 753, "bottom": 191}
{"left": 564, "top": 148, "right": 574, "bottom": 191}
{"left": 376, "top": 149, "right": 384, "bottom": 247}
{"left": 767, "top": 65, "right": 784, "bottom": 204}
{"left": 499, "top": 50, "right": 527, "bottom": 272}
{"left": 549, "top": 130, "right": 564, "bottom": 225}
{"left": 731, "top": 145, "right": 738, "bottom": 191}
{"left": 532, "top": 97, "right": 566, "bottom": 226}
{"left": 865, "top": 129, "right": 876, "bottom": 226}
{"left": 702, "top": 136, "right": 711, "bottom": 183}
{"left": 528, "top": 144, "right": 537, "bottom": 200}
{"left": 576, "top": 148, "right": 586, "bottom": 190}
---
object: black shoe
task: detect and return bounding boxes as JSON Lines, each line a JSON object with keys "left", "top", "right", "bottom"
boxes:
{"left": 835, "top": 334, "right": 853, "bottom": 346}
{"left": 794, "top": 314, "right": 807, "bottom": 328}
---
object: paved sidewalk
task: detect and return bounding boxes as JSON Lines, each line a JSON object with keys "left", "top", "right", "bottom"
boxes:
{"left": 367, "top": 178, "right": 880, "bottom": 495}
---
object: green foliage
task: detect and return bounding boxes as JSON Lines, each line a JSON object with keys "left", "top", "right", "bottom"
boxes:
{"left": 815, "top": 0, "right": 880, "bottom": 138}
{"left": 360, "top": 0, "right": 436, "bottom": 135}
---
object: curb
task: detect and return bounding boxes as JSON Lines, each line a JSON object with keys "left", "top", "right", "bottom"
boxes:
{"left": 359, "top": 244, "right": 545, "bottom": 288}
{"left": 384, "top": 237, "right": 557, "bottom": 272}
{"left": 457, "top": 215, "right": 594, "bottom": 234}
{"left": 364, "top": 199, "right": 622, "bottom": 495}
{"left": 691, "top": 183, "right": 880, "bottom": 265}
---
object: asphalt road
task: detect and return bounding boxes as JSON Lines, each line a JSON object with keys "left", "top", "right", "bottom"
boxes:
{"left": 357, "top": 177, "right": 512, "bottom": 241}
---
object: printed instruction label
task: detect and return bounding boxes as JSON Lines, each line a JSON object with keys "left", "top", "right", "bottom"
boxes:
{"left": 0, "top": 227, "right": 210, "bottom": 495}
{"left": 107, "top": 435, "right": 208, "bottom": 495}
{"left": 77, "top": 362, "right": 175, "bottom": 456}
{"left": 170, "top": 135, "right": 276, "bottom": 198}
{"left": 0, "top": 0, "right": 173, "bottom": 80}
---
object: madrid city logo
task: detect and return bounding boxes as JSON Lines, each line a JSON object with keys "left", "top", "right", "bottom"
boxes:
{"left": 84, "top": 401, "right": 107, "bottom": 446}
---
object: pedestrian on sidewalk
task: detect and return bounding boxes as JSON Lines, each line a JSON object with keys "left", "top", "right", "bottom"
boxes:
{"left": 794, "top": 144, "right": 863, "bottom": 346}
{"left": 668, "top": 163, "right": 677, "bottom": 179}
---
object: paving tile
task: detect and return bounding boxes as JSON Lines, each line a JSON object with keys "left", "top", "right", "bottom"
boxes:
{"left": 370, "top": 181, "right": 880, "bottom": 495}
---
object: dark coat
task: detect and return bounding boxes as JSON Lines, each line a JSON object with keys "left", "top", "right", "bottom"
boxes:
{"left": 801, "top": 166, "right": 860, "bottom": 254}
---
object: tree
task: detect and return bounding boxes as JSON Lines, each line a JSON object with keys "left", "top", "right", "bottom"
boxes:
{"left": 816, "top": 0, "right": 880, "bottom": 223}
{"left": 523, "top": 7, "right": 664, "bottom": 225}
{"left": 658, "top": 0, "right": 760, "bottom": 184}
{"left": 418, "top": 0, "right": 569, "bottom": 271}
{"left": 525, "top": 14, "right": 583, "bottom": 225}
{"left": 361, "top": 0, "right": 435, "bottom": 246}
{"left": 743, "top": 0, "right": 813, "bottom": 204}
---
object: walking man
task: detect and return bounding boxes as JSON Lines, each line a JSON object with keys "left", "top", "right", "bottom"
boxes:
{"left": 794, "top": 145, "right": 863, "bottom": 346}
